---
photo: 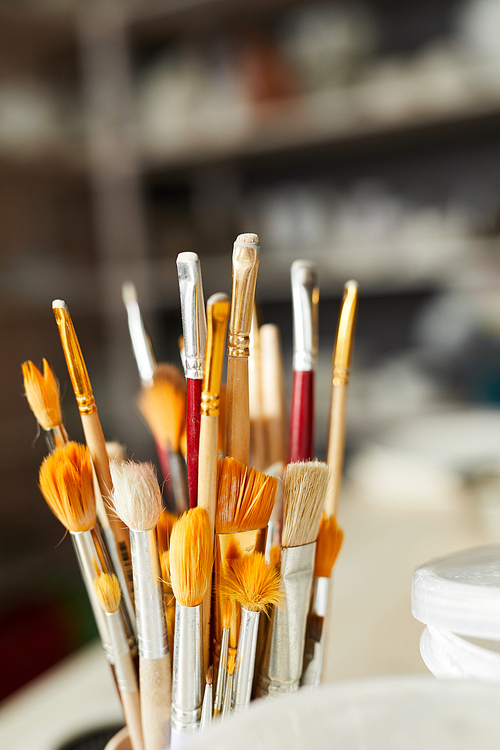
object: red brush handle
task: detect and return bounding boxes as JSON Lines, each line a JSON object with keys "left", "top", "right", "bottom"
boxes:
{"left": 288, "top": 369, "right": 315, "bottom": 463}
{"left": 187, "top": 377, "right": 202, "bottom": 509}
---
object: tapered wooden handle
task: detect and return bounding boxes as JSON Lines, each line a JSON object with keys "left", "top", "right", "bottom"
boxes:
{"left": 140, "top": 654, "right": 172, "bottom": 750}
{"left": 325, "top": 385, "right": 347, "bottom": 518}
{"left": 121, "top": 689, "right": 144, "bottom": 750}
{"left": 226, "top": 356, "right": 250, "bottom": 465}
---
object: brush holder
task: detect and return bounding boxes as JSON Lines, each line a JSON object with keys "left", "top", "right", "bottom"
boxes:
{"left": 412, "top": 544, "right": 500, "bottom": 682}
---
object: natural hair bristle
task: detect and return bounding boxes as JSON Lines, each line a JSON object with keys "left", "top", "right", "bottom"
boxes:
{"left": 282, "top": 461, "right": 329, "bottom": 547}
{"left": 39, "top": 442, "right": 96, "bottom": 532}
{"left": 23, "top": 359, "right": 62, "bottom": 430}
{"left": 94, "top": 573, "right": 121, "bottom": 614}
{"left": 314, "top": 515, "right": 343, "bottom": 578}
{"left": 160, "top": 550, "right": 171, "bottom": 590}
{"left": 137, "top": 364, "right": 186, "bottom": 452}
{"left": 221, "top": 552, "right": 284, "bottom": 614}
{"left": 227, "top": 653, "right": 236, "bottom": 676}
{"left": 269, "top": 545, "right": 281, "bottom": 569}
{"left": 170, "top": 508, "right": 213, "bottom": 607}
{"left": 157, "top": 510, "right": 178, "bottom": 554}
{"left": 222, "top": 597, "right": 234, "bottom": 629}
{"left": 206, "top": 665, "right": 213, "bottom": 686}
{"left": 105, "top": 441, "right": 126, "bottom": 462}
{"left": 215, "top": 457, "right": 277, "bottom": 534}
{"left": 110, "top": 460, "right": 162, "bottom": 531}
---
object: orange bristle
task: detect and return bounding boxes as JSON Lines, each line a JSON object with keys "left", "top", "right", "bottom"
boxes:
{"left": 22, "top": 359, "right": 62, "bottom": 430}
{"left": 224, "top": 536, "right": 242, "bottom": 563}
{"left": 170, "top": 507, "right": 213, "bottom": 607}
{"left": 157, "top": 510, "right": 178, "bottom": 554}
{"left": 227, "top": 653, "right": 236, "bottom": 676}
{"left": 215, "top": 457, "right": 277, "bottom": 534}
{"left": 160, "top": 550, "right": 171, "bottom": 590}
{"left": 94, "top": 572, "right": 121, "bottom": 614}
{"left": 39, "top": 442, "right": 96, "bottom": 532}
{"left": 269, "top": 545, "right": 281, "bottom": 569}
{"left": 314, "top": 515, "right": 344, "bottom": 578}
{"left": 222, "top": 597, "right": 234, "bottom": 630}
{"left": 221, "top": 552, "right": 284, "bottom": 614}
{"left": 137, "top": 363, "right": 186, "bottom": 452}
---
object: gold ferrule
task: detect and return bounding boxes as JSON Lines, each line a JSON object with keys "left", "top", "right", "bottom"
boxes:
{"left": 228, "top": 235, "right": 260, "bottom": 353}
{"left": 333, "top": 282, "right": 358, "bottom": 371}
{"left": 227, "top": 333, "right": 250, "bottom": 358}
{"left": 53, "top": 304, "right": 96, "bottom": 415}
{"left": 202, "top": 294, "right": 230, "bottom": 414}
{"left": 212, "top": 527, "right": 267, "bottom": 649}
{"left": 332, "top": 365, "right": 350, "bottom": 387}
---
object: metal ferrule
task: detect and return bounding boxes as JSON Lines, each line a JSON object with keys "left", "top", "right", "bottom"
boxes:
{"left": 71, "top": 529, "right": 112, "bottom": 661}
{"left": 101, "top": 523, "right": 136, "bottom": 638}
{"left": 232, "top": 607, "right": 260, "bottom": 712}
{"left": 227, "top": 236, "right": 260, "bottom": 358}
{"left": 214, "top": 628, "right": 229, "bottom": 713}
{"left": 202, "top": 293, "right": 230, "bottom": 415}
{"left": 106, "top": 611, "right": 138, "bottom": 694}
{"left": 124, "top": 292, "right": 156, "bottom": 387}
{"left": 171, "top": 603, "right": 202, "bottom": 733}
{"left": 257, "top": 542, "right": 316, "bottom": 696}
{"left": 200, "top": 392, "right": 219, "bottom": 418}
{"left": 300, "top": 576, "right": 329, "bottom": 688}
{"left": 291, "top": 261, "right": 318, "bottom": 373}
{"left": 312, "top": 576, "right": 329, "bottom": 618}
{"left": 44, "top": 423, "right": 69, "bottom": 453}
{"left": 221, "top": 672, "right": 233, "bottom": 721}
{"left": 200, "top": 682, "right": 213, "bottom": 731}
{"left": 52, "top": 301, "right": 97, "bottom": 415}
{"left": 130, "top": 529, "right": 168, "bottom": 660}
{"left": 177, "top": 253, "right": 207, "bottom": 380}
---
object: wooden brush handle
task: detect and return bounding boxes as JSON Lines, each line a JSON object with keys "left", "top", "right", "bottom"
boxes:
{"left": 226, "top": 356, "right": 250, "bottom": 464}
{"left": 82, "top": 411, "right": 134, "bottom": 602}
{"left": 140, "top": 654, "right": 172, "bottom": 750}
{"left": 260, "top": 324, "right": 287, "bottom": 467}
{"left": 325, "top": 384, "right": 347, "bottom": 518}
{"left": 186, "top": 377, "right": 202, "bottom": 509}
{"left": 121, "top": 689, "right": 144, "bottom": 750}
{"left": 288, "top": 370, "right": 315, "bottom": 463}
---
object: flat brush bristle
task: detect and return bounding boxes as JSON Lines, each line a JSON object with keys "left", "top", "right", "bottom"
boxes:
{"left": 94, "top": 572, "right": 121, "bottom": 613}
{"left": 157, "top": 510, "right": 178, "bottom": 554}
{"left": 170, "top": 507, "right": 212, "bottom": 607}
{"left": 221, "top": 552, "right": 284, "bottom": 614}
{"left": 282, "top": 461, "right": 329, "bottom": 548}
{"left": 160, "top": 550, "right": 171, "bottom": 589}
{"left": 314, "top": 515, "right": 344, "bottom": 578}
{"left": 39, "top": 442, "right": 96, "bottom": 532}
{"left": 23, "top": 359, "right": 62, "bottom": 430}
{"left": 110, "top": 460, "right": 162, "bottom": 532}
{"left": 222, "top": 597, "right": 234, "bottom": 629}
{"left": 215, "top": 457, "right": 277, "bottom": 534}
{"left": 137, "top": 363, "right": 186, "bottom": 452}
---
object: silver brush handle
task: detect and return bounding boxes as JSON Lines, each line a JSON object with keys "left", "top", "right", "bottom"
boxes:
{"left": 171, "top": 604, "right": 202, "bottom": 734}
{"left": 291, "top": 260, "right": 318, "bottom": 372}
{"left": 131, "top": 529, "right": 168, "bottom": 660}
{"left": 214, "top": 628, "right": 229, "bottom": 712}
{"left": 106, "top": 611, "right": 138, "bottom": 694}
{"left": 177, "top": 253, "right": 206, "bottom": 380}
{"left": 232, "top": 608, "right": 260, "bottom": 712}
{"left": 200, "top": 682, "right": 213, "bottom": 732}
{"left": 257, "top": 542, "right": 316, "bottom": 696}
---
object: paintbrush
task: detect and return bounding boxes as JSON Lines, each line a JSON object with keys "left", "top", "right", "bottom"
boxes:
{"left": 22, "top": 359, "right": 68, "bottom": 450}
{"left": 301, "top": 515, "right": 343, "bottom": 687}
{"left": 169, "top": 508, "right": 212, "bottom": 747}
{"left": 94, "top": 573, "right": 144, "bottom": 750}
{"left": 289, "top": 261, "right": 318, "bottom": 463}
{"left": 137, "top": 363, "right": 188, "bottom": 514}
{"left": 325, "top": 280, "right": 358, "bottom": 519}
{"left": 221, "top": 654, "right": 236, "bottom": 721}
{"left": 213, "top": 598, "right": 233, "bottom": 717}
{"left": 157, "top": 511, "right": 178, "bottom": 661}
{"left": 122, "top": 281, "right": 156, "bottom": 388}
{"left": 256, "top": 461, "right": 328, "bottom": 697}
{"left": 222, "top": 552, "right": 283, "bottom": 712}
{"left": 38, "top": 442, "right": 136, "bottom": 673}
{"left": 200, "top": 667, "right": 213, "bottom": 732}
{"left": 226, "top": 234, "right": 260, "bottom": 465}
{"left": 248, "top": 308, "right": 266, "bottom": 471}
{"left": 259, "top": 324, "right": 287, "bottom": 469}
{"left": 213, "top": 458, "right": 277, "bottom": 671}
{"left": 52, "top": 300, "right": 135, "bottom": 624}
{"left": 264, "top": 461, "right": 284, "bottom": 562}
{"left": 110, "top": 460, "right": 171, "bottom": 750}
{"left": 177, "top": 252, "right": 207, "bottom": 510}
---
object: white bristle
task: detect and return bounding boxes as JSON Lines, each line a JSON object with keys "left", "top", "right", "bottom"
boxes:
{"left": 110, "top": 460, "right": 162, "bottom": 531}
{"left": 121, "top": 281, "right": 137, "bottom": 306}
{"left": 106, "top": 441, "right": 127, "bottom": 462}
{"left": 282, "top": 461, "right": 329, "bottom": 548}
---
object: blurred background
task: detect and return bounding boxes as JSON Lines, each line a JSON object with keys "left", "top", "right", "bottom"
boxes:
{"left": 3, "top": 0, "right": 500, "bottom": 707}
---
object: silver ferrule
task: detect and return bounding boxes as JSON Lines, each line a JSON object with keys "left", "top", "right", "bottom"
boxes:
{"left": 123, "top": 288, "right": 156, "bottom": 387}
{"left": 130, "top": 529, "right": 168, "bottom": 660}
{"left": 101, "top": 523, "right": 136, "bottom": 639}
{"left": 257, "top": 542, "right": 316, "bottom": 696}
{"left": 171, "top": 603, "right": 202, "bottom": 734}
{"left": 232, "top": 608, "right": 260, "bottom": 712}
{"left": 214, "top": 628, "right": 229, "bottom": 712}
{"left": 221, "top": 672, "right": 233, "bottom": 721}
{"left": 291, "top": 260, "right": 318, "bottom": 372}
{"left": 71, "top": 530, "right": 113, "bottom": 661}
{"left": 200, "top": 682, "right": 213, "bottom": 731}
{"left": 300, "top": 576, "right": 329, "bottom": 688}
{"left": 106, "top": 611, "right": 138, "bottom": 694}
{"left": 177, "top": 253, "right": 207, "bottom": 380}
{"left": 312, "top": 576, "right": 329, "bottom": 618}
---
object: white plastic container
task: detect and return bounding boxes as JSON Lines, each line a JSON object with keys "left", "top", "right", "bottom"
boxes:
{"left": 412, "top": 544, "right": 500, "bottom": 682}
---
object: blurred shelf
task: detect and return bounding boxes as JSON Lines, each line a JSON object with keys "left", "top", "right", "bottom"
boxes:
{"left": 0, "top": 144, "right": 85, "bottom": 178}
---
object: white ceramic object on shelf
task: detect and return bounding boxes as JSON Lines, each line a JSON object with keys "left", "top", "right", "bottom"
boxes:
{"left": 412, "top": 544, "right": 500, "bottom": 682}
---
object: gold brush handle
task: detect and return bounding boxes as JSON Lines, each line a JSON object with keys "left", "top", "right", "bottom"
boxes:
{"left": 226, "top": 234, "right": 260, "bottom": 465}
